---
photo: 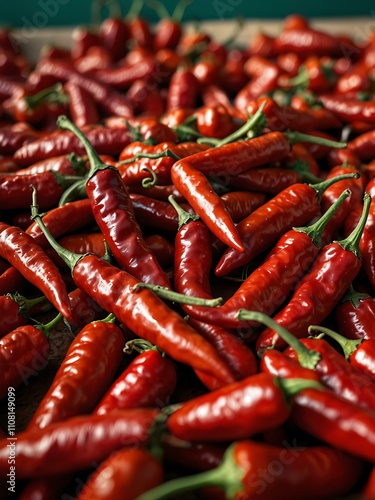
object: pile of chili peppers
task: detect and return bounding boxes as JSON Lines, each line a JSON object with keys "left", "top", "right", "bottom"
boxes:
{"left": 3, "top": 2, "right": 375, "bottom": 498}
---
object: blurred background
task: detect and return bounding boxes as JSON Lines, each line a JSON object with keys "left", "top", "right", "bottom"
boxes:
{"left": 2, "top": 0, "right": 375, "bottom": 28}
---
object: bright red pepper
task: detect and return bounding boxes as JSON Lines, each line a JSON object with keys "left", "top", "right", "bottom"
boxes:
{"left": 335, "top": 285, "right": 375, "bottom": 340}
{"left": 77, "top": 448, "right": 163, "bottom": 500}
{"left": 0, "top": 293, "right": 45, "bottom": 338}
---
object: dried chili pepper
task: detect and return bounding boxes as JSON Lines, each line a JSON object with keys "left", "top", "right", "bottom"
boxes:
{"left": 0, "top": 408, "right": 158, "bottom": 479}
{"left": 139, "top": 441, "right": 363, "bottom": 500}
{"left": 334, "top": 285, "right": 375, "bottom": 340}
{"left": 27, "top": 314, "right": 124, "bottom": 430}
{"left": 0, "top": 314, "right": 61, "bottom": 401}
{"left": 77, "top": 447, "right": 163, "bottom": 500}
{"left": 251, "top": 193, "right": 370, "bottom": 350}
{"left": 30, "top": 193, "right": 236, "bottom": 386}
{"left": 57, "top": 115, "right": 171, "bottom": 288}
{"left": 0, "top": 221, "right": 73, "bottom": 322}
{"left": 95, "top": 339, "right": 176, "bottom": 415}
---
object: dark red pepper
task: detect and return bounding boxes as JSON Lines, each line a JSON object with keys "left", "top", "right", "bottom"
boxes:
{"left": 0, "top": 293, "right": 45, "bottom": 338}
{"left": 335, "top": 285, "right": 375, "bottom": 340}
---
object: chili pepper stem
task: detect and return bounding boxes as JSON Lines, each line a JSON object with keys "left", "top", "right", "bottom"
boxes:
{"left": 132, "top": 282, "right": 223, "bottom": 307}
{"left": 293, "top": 188, "right": 350, "bottom": 247}
{"left": 124, "top": 338, "right": 160, "bottom": 354}
{"left": 141, "top": 167, "right": 158, "bottom": 188}
{"left": 118, "top": 149, "right": 181, "bottom": 165}
{"left": 7, "top": 292, "right": 47, "bottom": 315}
{"left": 285, "top": 130, "right": 347, "bottom": 149}
{"left": 337, "top": 193, "right": 371, "bottom": 257}
{"left": 308, "top": 325, "right": 362, "bottom": 359}
{"left": 236, "top": 310, "right": 321, "bottom": 368}
{"left": 25, "top": 84, "right": 67, "bottom": 109}
{"left": 214, "top": 100, "right": 268, "bottom": 147}
{"left": 310, "top": 172, "right": 360, "bottom": 200}
{"left": 168, "top": 194, "right": 199, "bottom": 228}
{"left": 342, "top": 284, "right": 371, "bottom": 308}
{"left": 138, "top": 444, "right": 243, "bottom": 500}
{"left": 30, "top": 185, "right": 85, "bottom": 271}
{"left": 36, "top": 312, "right": 62, "bottom": 339}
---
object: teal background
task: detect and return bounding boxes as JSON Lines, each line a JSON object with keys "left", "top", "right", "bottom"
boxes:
{"left": 2, "top": 0, "right": 375, "bottom": 28}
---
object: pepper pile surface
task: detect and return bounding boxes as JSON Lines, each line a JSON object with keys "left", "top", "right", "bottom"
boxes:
{"left": 2, "top": 4, "right": 375, "bottom": 499}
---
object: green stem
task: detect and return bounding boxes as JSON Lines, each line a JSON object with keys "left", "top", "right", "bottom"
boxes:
{"left": 56, "top": 115, "right": 113, "bottom": 180}
{"left": 168, "top": 194, "right": 199, "bottom": 228}
{"left": 124, "top": 338, "right": 159, "bottom": 354}
{"left": 126, "top": 0, "right": 144, "bottom": 19}
{"left": 138, "top": 444, "right": 243, "bottom": 500}
{"left": 293, "top": 188, "right": 350, "bottom": 248}
{"left": 118, "top": 149, "right": 181, "bottom": 165}
{"left": 172, "top": 0, "right": 193, "bottom": 22}
{"left": 7, "top": 293, "right": 47, "bottom": 316}
{"left": 214, "top": 100, "right": 267, "bottom": 147}
{"left": 58, "top": 178, "right": 88, "bottom": 206}
{"left": 235, "top": 310, "right": 321, "bottom": 369}
{"left": 307, "top": 325, "right": 362, "bottom": 359}
{"left": 67, "top": 153, "right": 89, "bottom": 176}
{"left": 341, "top": 284, "right": 371, "bottom": 309}
{"left": 25, "top": 84, "right": 67, "bottom": 109}
{"left": 30, "top": 185, "right": 84, "bottom": 271}
{"left": 36, "top": 313, "right": 62, "bottom": 340}
{"left": 287, "top": 66, "right": 309, "bottom": 89}
{"left": 146, "top": 0, "right": 171, "bottom": 19}
{"left": 310, "top": 172, "right": 360, "bottom": 200}
{"left": 52, "top": 172, "right": 86, "bottom": 189}
{"left": 337, "top": 193, "right": 371, "bottom": 257}
{"left": 284, "top": 130, "right": 347, "bottom": 149}
{"left": 132, "top": 282, "right": 223, "bottom": 307}
{"left": 276, "top": 376, "right": 324, "bottom": 402}
{"left": 141, "top": 168, "right": 158, "bottom": 188}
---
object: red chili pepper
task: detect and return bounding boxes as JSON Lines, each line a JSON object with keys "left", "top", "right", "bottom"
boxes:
{"left": 0, "top": 315, "right": 61, "bottom": 400}
{"left": 126, "top": 78, "right": 166, "bottom": 118}
{"left": 151, "top": 0, "right": 192, "bottom": 51}
{"left": 0, "top": 156, "right": 20, "bottom": 173}
{"left": 49, "top": 232, "right": 106, "bottom": 268}
{"left": 273, "top": 27, "right": 344, "bottom": 56}
{"left": 187, "top": 190, "right": 349, "bottom": 332}
{"left": 95, "top": 339, "right": 177, "bottom": 415}
{"left": 287, "top": 55, "right": 336, "bottom": 92}
{"left": 192, "top": 57, "right": 222, "bottom": 87}
{"left": 74, "top": 45, "right": 114, "bottom": 74}
{"left": 195, "top": 105, "right": 239, "bottom": 139}
{"left": 320, "top": 94, "right": 375, "bottom": 124}
{"left": 129, "top": 183, "right": 186, "bottom": 203}
{"left": 200, "top": 84, "right": 232, "bottom": 110}
{"left": 27, "top": 314, "right": 124, "bottom": 430}
{"left": 253, "top": 194, "right": 370, "bottom": 351}
{"left": 68, "top": 286, "right": 105, "bottom": 332}
{"left": 31, "top": 199, "right": 236, "bottom": 386}
{"left": 129, "top": 192, "right": 186, "bottom": 232}
{"left": 58, "top": 116, "right": 171, "bottom": 288}
{"left": 228, "top": 167, "right": 302, "bottom": 194}
{"left": 13, "top": 125, "right": 131, "bottom": 166}
{"left": 64, "top": 81, "right": 99, "bottom": 128}
{"left": 166, "top": 66, "right": 200, "bottom": 111}
{"left": 283, "top": 143, "right": 320, "bottom": 177}
{"left": 0, "top": 222, "right": 73, "bottom": 322}
{"left": 166, "top": 373, "right": 321, "bottom": 442}
{"left": 326, "top": 146, "right": 362, "bottom": 169}
{"left": 0, "top": 170, "right": 79, "bottom": 210}
{"left": 0, "top": 408, "right": 158, "bottom": 479}
{"left": 0, "top": 265, "right": 29, "bottom": 295}
{"left": 348, "top": 128, "right": 375, "bottom": 161}
{"left": 0, "top": 124, "right": 40, "bottom": 155}
{"left": 14, "top": 153, "right": 87, "bottom": 176}
{"left": 260, "top": 347, "right": 321, "bottom": 382}
{"left": 71, "top": 26, "right": 102, "bottom": 60}
{"left": 125, "top": 117, "right": 178, "bottom": 144}
{"left": 144, "top": 234, "right": 175, "bottom": 268}
{"left": 128, "top": 17, "right": 153, "bottom": 49}
{"left": 309, "top": 324, "right": 375, "bottom": 382}
{"left": 335, "top": 62, "right": 371, "bottom": 94}
{"left": 219, "top": 191, "right": 267, "bottom": 222}
{"left": 140, "top": 440, "right": 363, "bottom": 500}
{"left": 99, "top": 15, "right": 130, "bottom": 61}
{"left": 77, "top": 447, "right": 163, "bottom": 500}
{"left": 93, "top": 55, "right": 158, "bottom": 89}
{"left": 163, "top": 438, "right": 225, "bottom": 472}
{"left": 0, "top": 293, "right": 45, "bottom": 338}
{"left": 215, "top": 174, "right": 352, "bottom": 277}
{"left": 334, "top": 285, "right": 375, "bottom": 340}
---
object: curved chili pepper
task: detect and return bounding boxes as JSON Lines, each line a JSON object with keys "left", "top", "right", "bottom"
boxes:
{"left": 252, "top": 193, "right": 370, "bottom": 350}
{"left": 64, "top": 81, "right": 99, "bottom": 128}
{"left": 13, "top": 125, "right": 132, "bottom": 166}
{"left": 348, "top": 129, "right": 375, "bottom": 161}
{"left": 0, "top": 222, "right": 73, "bottom": 322}
{"left": 0, "top": 293, "right": 45, "bottom": 338}
{"left": 27, "top": 315, "right": 124, "bottom": 430}
{"left": 260, "top": 348, "right": 321, "bottom": 382}
{"left": 0, "top": 170, "right": 80, "bottom": 210}
{"left": 77, "top": 447, "right": 163, "bottom": 500}
{"left": 140, "top": 440, "right": 363, "bottom": 500}
{"left": 144, "top": 234, "right": 174, "bottom": 268}
{"left": 0, "top": 408, "right": 158, "bottom": 479}
{"left": 31, "top": 200, "right": 236, "bottom": 386}
{"left": 129, "top": 183, "right": 186, "bottom": 202}
{"left": 186, "top": 190, "right": 349, "bottom": 332}
{"left": 0, "top": 265, "right": 29, "bottom": 295}
{"left": 129, "top": 193, "right": 186, "bottom": 232}
{"left": 0, "top": 315, "right": 61, "bottom": 400}
{"left": 68, "top": 286, "right": 105, "bottom": 332}
{"left": 273, "top": 27, "right": 344, "bottom": 56}
{"left": 95, "top": 339, "right": 177, "bottom": 415}
{"left": 94, "top": 55, "right": 158, "bottom": 90}
{"left": 166, "top": 66, "right": 200, "bottom": 111}
{"left": 0, "top": 124, "right": 40, "bottom": 155}
{"left": 49, "top": 232, "right": 106, "bottom": 268}
{"left": 215, "top": 174, "right": 355, "bottom": 276}
{"left": 57, "top": 115, "right": 171, "bottom": 288}
{"left": 166, "top": 373, "right": 321, "bottom": 442}
{"left": 334, "top": 285, "right": 375, "bottom": 340}
{"left": 220, "top": 191, "right": 267, "bottom": 222}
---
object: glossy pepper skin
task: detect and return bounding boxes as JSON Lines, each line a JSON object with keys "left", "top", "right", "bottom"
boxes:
{"left": 0, "top": 324, "right": 50, "bottom": 401}
{"left": 0, "top": 409, "right": 158, "bottom": 479}
{"left": 77, "top": 448, "right": 163, "bottom": 500}
{"left": 95, "top": 343, "right": 177, "bottom": 415}
{"left": 0, "top": 294, "right": 29, "bottom": 338}
{"left": 0, "top": 223, "right": 72, "bottom": 322}
{"left": 27, "top": 319, "right": 124, "bottom": 430}
{"left": 58, "top": 116, "right": 171, "bottom": 289}
{"left": 256, "top": 194, "right": 370, "bottom": 351}
{"left": 167, "top": 373, "right": 313, "bottom": 442}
